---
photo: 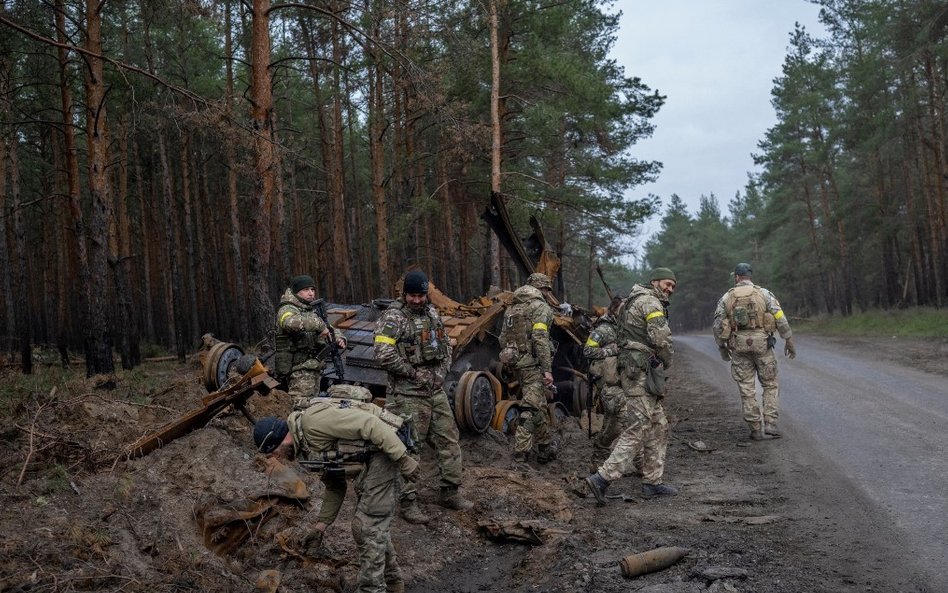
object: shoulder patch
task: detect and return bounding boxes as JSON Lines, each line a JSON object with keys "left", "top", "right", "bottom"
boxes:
{"left": 379, "top": 319, "right": 400, "bottom": 337}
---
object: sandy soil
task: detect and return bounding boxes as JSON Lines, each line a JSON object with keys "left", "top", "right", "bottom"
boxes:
{"left": 0, "top": 341, "right": 939, "bottom": 592}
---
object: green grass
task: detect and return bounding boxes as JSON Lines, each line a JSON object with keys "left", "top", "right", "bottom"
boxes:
{"left": 797, "top": 307, "right": 948, "bottom": 337}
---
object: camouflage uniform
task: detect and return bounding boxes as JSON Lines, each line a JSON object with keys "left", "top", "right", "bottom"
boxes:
{"left": 713, "top": 279, "right": 793, "bottom": 432}
{"left": 597, "top": 283, "right": 673, "bottom": 487}
{"left": 584, "top": 313, "right": 634, "bottom": 466}
{"left": 499, "top": 282, "right": 554, "bottom": 459}
{"left": 287, "top": 388, "right": 411, "bottom": 593}
{"left": 274, "top": 288, "right": 331, "bottom": 410}
{"left": 374, "top": 299, "right": 463, "bottom": 501}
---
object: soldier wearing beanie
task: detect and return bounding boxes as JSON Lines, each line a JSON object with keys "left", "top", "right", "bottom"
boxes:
{"left": 251, "top": 389, "right": 419, "bottom": 593}
{"left": 373, "top": 270, "right": 472, "bottom": 524}
{"left": 712, "top": 263, "right": 795, "bottom": 441}
{"left": 273, "top": 274, "right": 347, "bottom": 410}
{"left": 586, "top": 266, "right": 680, "bottom": 505}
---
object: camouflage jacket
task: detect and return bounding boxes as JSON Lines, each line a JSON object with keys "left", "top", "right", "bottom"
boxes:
{"left": 584, "top": 313, "right": 620, "bottom": 387}
{"left": 712, "top": 280, "right": 792, "bottom": 347}
{"left": 373, "top": 299, "right": 452, "bottom": 397}
{"left": 617, "top": 283, "right": 673, "bottom": 367}
{"left": 275, "top": 288, "right": 329, "bottom": 373}
{"left": 499, "top": 284, "right": 554, "bottom": 372}
{"left": 287, "top": 399, "right": 407, "bottom": 463}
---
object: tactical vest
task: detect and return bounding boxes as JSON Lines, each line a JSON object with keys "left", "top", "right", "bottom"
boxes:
{"left": 273, "top": 301, "right": 327, "bottom": 378}
{"left": 614, "top": 292, "right": 664, "bottom": 373}
{"left": 616, "top": 293, "right": 665, "bottom": 347}
{"left": 723, "top": 284, "right": 775, "bottom": 335}
{"left": 389, "top": 301, "right": 448, "bottom": 366}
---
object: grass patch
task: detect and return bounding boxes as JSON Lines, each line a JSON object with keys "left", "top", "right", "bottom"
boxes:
{"left": 797, "top": 307, "right": 948, "bottom": 337}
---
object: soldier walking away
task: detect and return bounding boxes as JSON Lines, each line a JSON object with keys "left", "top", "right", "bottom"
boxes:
{"left": 373, "top": 270, "right": 473, "bottom": 524}
{"left": 273, "top": 275, "right": 347, "bottom": 410}
{"left": 252, "top": 386, "right": 419, "bottom": 593}
{"left": 712, "top": 262, "right": 796, "bottom": 441}
{"left": 586, "top": 268, "right": 680, "bottom": 504}
{"left": 499, "top": 273, "right": 557, "bottom": 463}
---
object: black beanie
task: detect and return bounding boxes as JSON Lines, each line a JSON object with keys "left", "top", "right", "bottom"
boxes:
{"left": 291, "top": 275, "right": 316, "bottom": 294}
{"left": 253, "top": 416, "right": 289, "bottom": 454}
{"left": 403, "top": 270, "right": 429, "bottom": 294}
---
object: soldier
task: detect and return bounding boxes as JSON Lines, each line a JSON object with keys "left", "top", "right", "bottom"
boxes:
{"left": 373, "top": 270, "right": 473, "bottom": 524}
{"left": 273, "top": 275, "right": 347, "bottom": 411}
{"left": 252, "top": 386, "right": 419, "bottom": 593}
{"left": 499, "top": 272, "right": 556, "bottom": 463}
{"left": 584, "top": 296, "right": 637, "bottom": 470}
{"left": 585, "top": 267, "right": 679, "bottom": 504}
{"left": 712, "top": 262, "right": 795, "bottom": 440}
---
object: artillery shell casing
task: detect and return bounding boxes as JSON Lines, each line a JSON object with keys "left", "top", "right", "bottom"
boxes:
{"left": 619, "top": 546, "right": 690, "bottom": 578}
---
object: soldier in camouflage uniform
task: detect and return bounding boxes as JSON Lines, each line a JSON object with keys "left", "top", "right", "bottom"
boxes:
{"left": 274, "top": 275, "right": 347, "bottom": 411}
{"left": 253, "top": 386, "right": 419, "bottom": 593}
{"left": 373, "top": 270, "right": 473, "bottom": 524}
{"left": 713, "top": 263, "right": 795, "bottom": 440}
{"left": 584, "top": 296, "right": 641, "bottom": 471}
{"left": 499, "top": 273, "right": 556, "bottom": 463}
{"left": 586, "top": 267, "right": 680, "bottom": 503}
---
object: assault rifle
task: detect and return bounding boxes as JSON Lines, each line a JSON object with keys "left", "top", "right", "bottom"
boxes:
{"left": 586, "top": 371, "right": 601, "bottom": 439}
{"left": 312, "top": 298, "right": 346, "bottom": 383}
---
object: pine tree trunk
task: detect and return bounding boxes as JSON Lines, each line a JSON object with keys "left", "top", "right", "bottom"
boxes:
{"left": 248, "top": 0, "right": 276, "bottom": 341}
{"left": 7, "top": 124, "right": 32, "bottom": 374}
{"left": 225, "top": 0, "right": 249, "bottom": 343}
{"left": 179, "top": 132, "right": 201, "bottom": 344}
{"left": 488, "top": 0, "right": 504, "bottom": 288}
{"left": 157, "top": 131, "right": 185, "bottom": 360}
{"left": 329, "top": 5, "right": 353, "bottom": 302}
{"left": 83, "top": 0, "right": 116, "bottom": 380}
{"left": 369, "top": 38, "right": 390, "bottom": 296}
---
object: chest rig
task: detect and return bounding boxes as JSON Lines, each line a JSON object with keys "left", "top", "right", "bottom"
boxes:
{"left": 392, "top": 302, "right": 448, "bottom": 366}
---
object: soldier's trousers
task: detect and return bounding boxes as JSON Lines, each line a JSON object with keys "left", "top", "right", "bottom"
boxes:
{"left": 592, "top": 385, "right": 628, "bottom": 460}
{"left": 599, "top": 372, "right": 668, "bottom": 485}
{"left": 513, "top": 366, "right": 550, "bottom": 454}
{"left": 315, "top": 472, "right": 347, "bottom": 526}
{"left": 385, "top": 388, "right": 463, "bottom": 497}
{"left": 351, "top": 453, "right": 400, "bottom": 593}
{"left": 288, "top": 368, "right": 322, "bottom": 411}
{"left": 730, "top": 346, "right": 779, "bottom": 427}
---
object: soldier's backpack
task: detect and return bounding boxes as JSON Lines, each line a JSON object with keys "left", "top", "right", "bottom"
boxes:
{"left": 724, "top": 284, "right": 775, "bottom": 333}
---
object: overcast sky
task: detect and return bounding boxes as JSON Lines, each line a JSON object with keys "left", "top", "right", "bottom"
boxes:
{"left": 612, "top": 1, "right": 826, "bottom": 253}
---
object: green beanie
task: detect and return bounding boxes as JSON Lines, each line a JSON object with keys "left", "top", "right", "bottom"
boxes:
{"left": 649, "top": 267, "right": 677, "bottom": 282}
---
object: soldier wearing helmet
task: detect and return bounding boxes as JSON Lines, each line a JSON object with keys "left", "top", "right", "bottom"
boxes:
{"left": 713, "top": 263, "right": 795, "bottom": 441}
{"left": 500, "top": 272, "right": 556, "bottom": 463}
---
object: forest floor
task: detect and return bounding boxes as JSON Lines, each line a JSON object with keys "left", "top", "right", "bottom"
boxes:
{"left": 0, "top": 337, "right": 942, "bottom": 593}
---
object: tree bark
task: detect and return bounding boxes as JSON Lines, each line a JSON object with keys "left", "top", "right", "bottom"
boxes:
{"left": 225, "top": 0, "right": 249, "bottom": 342}
{"left": 83, "top": 0, "right": 116, "bottom": 380}
{"left": 248, "top": 0, "right": 276, "bottom": 340}
{"left": 368, "top": 28, "right": 390, "bottom": 296}
{"left": 488, "top": 0, "right": 503, "bottom": 289}
{"left": 329, "top": 2, "right": 353, "bottom": 302}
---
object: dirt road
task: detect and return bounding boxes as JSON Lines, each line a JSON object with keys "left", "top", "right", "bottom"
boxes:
{"left": 678, "top": 334, "right": 948, "bottom": 592}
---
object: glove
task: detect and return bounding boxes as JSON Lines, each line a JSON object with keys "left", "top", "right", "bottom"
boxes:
{"left": 784, "top": 337, "right": 796, "bottom": 359}
{"left": 397, "top": 455, "right": 420, "bottom": 481}
{"left": 601, "top": 343, "right": 619, "bottom": 357}
{"left": 559, "top": 302, "right": 573, "bottom": 316}
{"left": 718, "top": 346, "right": 731, "bottom": 362}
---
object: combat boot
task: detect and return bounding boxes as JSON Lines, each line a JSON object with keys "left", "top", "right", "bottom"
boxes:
{"left": 641, "top": 483, "right": 679, "bottom": 498}
{"left": 585, "top": 472, "right": 610, "bottom": 506}
{"left": 399, "top": 498, "right": 429, "bottom": 525}
{"left": 764, "top": 422, "right": 781, "bottom": 438}
{"left": 439, "top": 486, "right": 474, "bottom": 511}
{"left": 536, "top": 443, "right": 557, "bottom": 464}
{"left": 512, "top": 450, "right": 529, "bottom": 463}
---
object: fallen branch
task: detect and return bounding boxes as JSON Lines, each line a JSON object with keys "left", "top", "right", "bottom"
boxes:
{"left": 17, "top": 389, "right": 55, "bottom": 486}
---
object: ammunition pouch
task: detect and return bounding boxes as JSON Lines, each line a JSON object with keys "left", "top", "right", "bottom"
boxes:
{"left": 274, "top": 330, "right": 327, "bottom": 378}
{"left": 644, "top": 364, "right": 667, "bottom": 398}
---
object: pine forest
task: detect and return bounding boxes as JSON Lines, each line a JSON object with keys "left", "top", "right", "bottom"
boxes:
{"left": 1, "top": 0, "right": 947, "bottom": 376}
